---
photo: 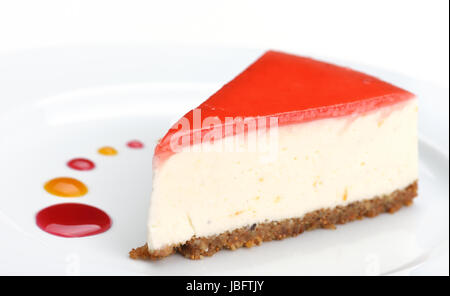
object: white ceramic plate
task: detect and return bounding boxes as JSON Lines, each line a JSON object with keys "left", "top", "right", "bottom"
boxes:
{"left": 0, "top": 45, "right": 448, "bottom": 275}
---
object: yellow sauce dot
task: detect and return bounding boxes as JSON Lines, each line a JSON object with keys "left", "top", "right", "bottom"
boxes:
{"left": 98, "top": 146, "right": 118, "bottom": 156}
{"left": 44, "top": 177, "right": 88, "bottom": 197}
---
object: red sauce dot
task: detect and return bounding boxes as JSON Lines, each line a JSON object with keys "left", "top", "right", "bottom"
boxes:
{"left": 67, "top": 158, "right": 95, "bottom": 171}
{"left": 127, "top": 140, "right": 144, "bottom": 149}
{"left": 36, "top": 203, "right": 111, "bottom": 238}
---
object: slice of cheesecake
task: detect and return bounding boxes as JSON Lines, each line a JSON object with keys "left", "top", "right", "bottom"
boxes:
{"left": 130, "top": 51, "right": 418, "bottom": 260}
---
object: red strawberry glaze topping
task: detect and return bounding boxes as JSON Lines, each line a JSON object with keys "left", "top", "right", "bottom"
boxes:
{"left": 154, "top": 51, "right": 414, "bottom": 167}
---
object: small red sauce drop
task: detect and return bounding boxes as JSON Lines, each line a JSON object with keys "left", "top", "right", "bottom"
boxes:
{"left": 67, "top": 158, "right": 95, "bottom": 171}
{"left": 127, "top": 140, "right": 144, "bottom": 149}
{"left": 36, "top": 203, "right": 111, "bottom": 238}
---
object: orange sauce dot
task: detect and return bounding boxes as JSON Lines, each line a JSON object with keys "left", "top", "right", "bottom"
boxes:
{"left": 44, "top": 177, "right": 88, "bottom": 198}
{"left": 98, "top": 146, "right": 118, "bottom": 156}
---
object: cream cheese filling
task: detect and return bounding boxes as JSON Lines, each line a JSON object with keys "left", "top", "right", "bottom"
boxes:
{"left": 147, "top": 99, "right": 418, "bottom": 250}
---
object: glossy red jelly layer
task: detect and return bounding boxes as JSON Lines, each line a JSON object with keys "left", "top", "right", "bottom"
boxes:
{"left": 36, "top": 203, "right": 111, "bottom": 237}
{"left": 155, "top": 50, "right": 414, "bottom": 165}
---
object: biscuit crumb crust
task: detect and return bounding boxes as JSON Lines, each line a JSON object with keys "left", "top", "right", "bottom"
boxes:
{"left": 130, "top": 181, "right": 417, "bottom": 260}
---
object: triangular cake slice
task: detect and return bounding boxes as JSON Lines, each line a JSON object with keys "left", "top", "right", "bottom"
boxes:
{"left": 130, "top": 51, "right": 418, "bottom": 260}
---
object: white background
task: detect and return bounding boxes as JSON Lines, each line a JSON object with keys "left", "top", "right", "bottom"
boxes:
{"left": 0, "top": 0, "right": 448, "bottom": 88}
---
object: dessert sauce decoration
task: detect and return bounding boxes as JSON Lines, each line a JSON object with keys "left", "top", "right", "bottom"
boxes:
{"left": 127, "top": 140, "right": 144, "bottom": 149}
{"left": 44, "top": 177, "right": 88, "bottom": 198}
{"left": 98, "top": 146, "right": 118, "bottom": 156}
{"left": 67, "top": 158, "right": 96, "bottom": 171}
{"left": 37, "top": 141, "right": 143, "bottom": 237}
{"left": 36, "top": 203, "right": 111, "bottom": 238}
